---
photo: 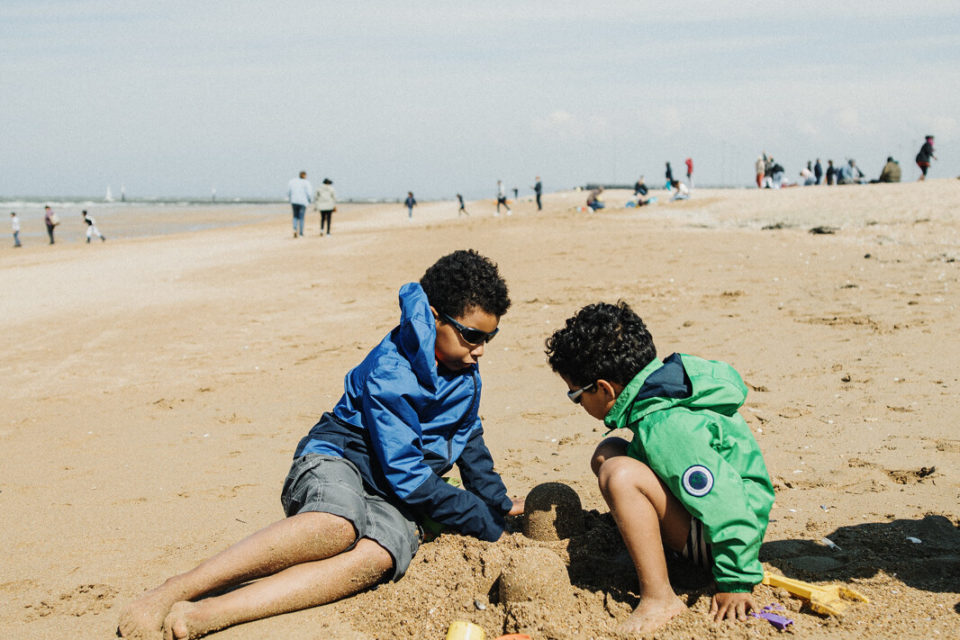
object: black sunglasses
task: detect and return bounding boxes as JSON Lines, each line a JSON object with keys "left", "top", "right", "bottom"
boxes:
{"left": 567, "top": 382, "right": 595, "bottom": 404}
{"left": 440, "top": 312, "right": 499, "bottom": 345}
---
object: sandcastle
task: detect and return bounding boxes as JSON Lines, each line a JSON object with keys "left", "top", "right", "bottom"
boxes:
{"left": 522, "top": 481, "right": 584, "bottom": 541}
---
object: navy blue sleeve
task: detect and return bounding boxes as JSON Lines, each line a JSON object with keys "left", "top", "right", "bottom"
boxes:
{"left": 456, "top": 425, "right": 512, "bottom": 515}
{"left": 404, "top": 473, "right": 506, "bottom": 541}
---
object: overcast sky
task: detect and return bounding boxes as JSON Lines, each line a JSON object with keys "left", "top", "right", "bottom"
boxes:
{"left": 2, "top": 1, "right": 958, "bottom": 200}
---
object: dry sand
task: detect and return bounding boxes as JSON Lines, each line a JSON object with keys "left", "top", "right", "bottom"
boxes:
{"left": 1, "top": 182, "right": 958, "bottom": 639}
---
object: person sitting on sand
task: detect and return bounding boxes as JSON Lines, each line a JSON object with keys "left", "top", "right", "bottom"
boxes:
{"left": 585, "top": 186, "right": 606, "bottom": 212}
{"left": 670, "top": 179, "right": 690, "bottom": 201}
{"left": 633, "top": 176, "right": 651, "bottom": 206}
{"left": 838, "top": 159, "right": 866, "bottom": 185}
{"left": 545, "top": 301, "right": 774, "bottom": 635}
{"left": 118, "top": 249, "right": 524, "bottom": 640}
{"left": 875, "top": 157, "right": 901, "bottom": 183}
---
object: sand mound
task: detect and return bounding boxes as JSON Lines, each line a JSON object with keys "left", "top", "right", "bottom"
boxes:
{"left": 522, "top": 482, "right": 584, "bottom": 540}
{"left": 499, "top": 547, "right": 571, "bottom": 604}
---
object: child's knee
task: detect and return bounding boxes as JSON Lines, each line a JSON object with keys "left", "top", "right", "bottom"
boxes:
{"left": 590, "top": 437, "right": 630, "bottom": 476}
{"left": 597, "top": 456, "right": 651, "bottom": 494}
{"left": 353, "top": 538, "right": 395, "bottom": 573}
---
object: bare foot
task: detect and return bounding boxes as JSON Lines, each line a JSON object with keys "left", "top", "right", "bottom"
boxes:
{"left": 616, "top": 594, "right": 687, "bottom": 635}
{"left": 117, "top": 584, "right": 183, "bottom": 639}
{"left": 162, "top": 600, "right": 224, "bottom": 640}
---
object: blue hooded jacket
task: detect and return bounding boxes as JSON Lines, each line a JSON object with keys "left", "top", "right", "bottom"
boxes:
{"left": 294, "top": 282, "right": 512, "bottom": 541}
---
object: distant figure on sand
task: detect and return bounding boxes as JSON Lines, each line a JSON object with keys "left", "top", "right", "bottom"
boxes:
{"left": 586, "top": 186, "right": 605, "bottom": 211}
{"left": 876, "top": 157, "right": 901, "bottom": 183}
{"left": 799, "top": 163, "right": 815, "bottom": 186}
{"left": 814, "top": 158, "right": 823, "bottom": 185}
{"left": 533, "top": 177, "right": 542, "bottom": 211}
{"left": 116, "top": 250, "right": 523, "bottom": 640}
{"left": 915, "top": 135, "right": 936, "bottom": 181}
{"left": 685, "top": 157, "right": 694, "bottom": 188}
{"left": 404, "top": 191, "right": 417, "bottom": 218}
{"left": 314, "top": 178, "right": 337, "bottom": 236}
{"left": 838, "top": 159, "right": 865, "bottom": 185}
{"left": 664, "top": 162, "right": 674, "bottom": 189}
{"left": 670, "top": 180, "right": 690, "bottom": 201}
{"left": 545, "top": 301, "right": 774, "bottom": 635}
{"left": 11, "top": 212, "right": 21, "bottom": 248}
{"left": 82, "top": 210, "right": 106, "bottom": 243}
{"left": 755, "top": 156, "right": 765, "bottom": 188}
{"left": 44, "top": 205, "right": 59, "bottom": 245}
{"left": 287, "top": 171, "right": 313, "bottom": 238}
{"left": 457, "top": 193, "right": 468, "bottom": 216}
{"left": 495, "top": 180, "right": 511, "bottom": 216}
{"left": 825, "top": 160, "right": 836, "bottom": 186}
{"left": 633, "top": 176, "right": 651, "bottom": 206}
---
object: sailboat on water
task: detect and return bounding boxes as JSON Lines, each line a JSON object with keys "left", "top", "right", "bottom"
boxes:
{"left": 105, "top": 186, "right": 114, "bottom": 202}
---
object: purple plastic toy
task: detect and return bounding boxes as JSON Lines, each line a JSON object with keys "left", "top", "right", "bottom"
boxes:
{"left": 752, "top": 605, "right": 794, "bottom": 630}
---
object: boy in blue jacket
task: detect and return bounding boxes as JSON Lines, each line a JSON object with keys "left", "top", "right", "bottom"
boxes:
{"left": 119, "top": 250, "right": 523, "bottom": 640}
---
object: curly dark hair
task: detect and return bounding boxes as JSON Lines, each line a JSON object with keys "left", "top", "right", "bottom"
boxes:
{"left": 545, "top": 301, "right": 656, "bottom": 387}
{"left": 419, "top": 249, "right": 511, "bottom": 318}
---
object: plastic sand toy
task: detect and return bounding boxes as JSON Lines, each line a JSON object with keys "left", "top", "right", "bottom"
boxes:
{"left": 762, "top": 573, "right": 869, "bottom": 616}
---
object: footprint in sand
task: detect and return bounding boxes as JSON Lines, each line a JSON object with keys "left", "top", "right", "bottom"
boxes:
{"left": 24, "top": 583, "right": 118, "bottom": 621}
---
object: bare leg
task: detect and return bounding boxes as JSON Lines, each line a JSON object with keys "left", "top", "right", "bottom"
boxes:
{"left": 592, "top": 438, "right": 691, "bottom": 634}
{"left": 162, "top": 538, "right": 392, "bottom": 639}
{"left": 118, "top": 512, "right": 358, "bottom": 639}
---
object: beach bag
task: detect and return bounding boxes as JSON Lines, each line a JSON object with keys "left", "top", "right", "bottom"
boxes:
{"left": 49, "top": 213, "right": 60, "bottom": 226}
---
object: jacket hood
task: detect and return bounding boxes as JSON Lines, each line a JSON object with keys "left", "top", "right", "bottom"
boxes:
{"left": 605, "top": 353, "right": 747, "bottom": 432}
{"left": 396, "top": 282, "right": 440, "bottom": 390}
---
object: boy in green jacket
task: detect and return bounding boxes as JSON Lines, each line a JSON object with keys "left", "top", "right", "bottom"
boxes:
{"left": 546, "top": 301, "right": 774, "bottom": 634}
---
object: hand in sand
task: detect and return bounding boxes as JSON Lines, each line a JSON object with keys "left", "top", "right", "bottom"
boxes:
{"left": 710, "top": 591, "right": 757, "bottom": 622}
{"left": 507, "top": 497, "right": 525, "bottom": 516}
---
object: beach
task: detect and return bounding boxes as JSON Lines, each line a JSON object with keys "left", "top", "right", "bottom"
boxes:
{"left": 1, "top": 182, "right": 958, "bottom": 639}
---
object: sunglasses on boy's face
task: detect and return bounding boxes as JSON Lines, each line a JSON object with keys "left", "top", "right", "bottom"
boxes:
{"left": 440, "top": 312, "right": 499, "bottom": 345}
{"left": 567, "top": 382, "right": 595, "bottom": 404}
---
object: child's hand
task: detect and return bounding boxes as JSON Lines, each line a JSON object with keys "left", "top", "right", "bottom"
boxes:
{"left": 710, "top": 592, "right": 757, "bottom": 622}
{"left": 507, "top": 497, "right": 525, "bottom": 516}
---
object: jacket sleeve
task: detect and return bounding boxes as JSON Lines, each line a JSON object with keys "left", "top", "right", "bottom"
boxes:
{"left": 456, "top": 423, "right": 513, "bottom": 515}
{"left": 361, "top": 367, "right": 505, "bottom": 541}
{"left": 633, "top": 413, "right": 765, "bottom": 592}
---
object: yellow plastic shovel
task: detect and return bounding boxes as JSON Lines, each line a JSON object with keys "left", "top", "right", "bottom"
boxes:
{"left": 762, "top": 573, "right": 869, "bottom": 617}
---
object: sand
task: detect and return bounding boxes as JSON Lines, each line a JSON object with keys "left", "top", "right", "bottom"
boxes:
{"left": 1, "top": 182, "right": 958, "bottom": 639}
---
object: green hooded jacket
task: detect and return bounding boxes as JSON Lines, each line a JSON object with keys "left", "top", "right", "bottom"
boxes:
{"left": 603, "top": 353, "right": 774, "bottom": 592}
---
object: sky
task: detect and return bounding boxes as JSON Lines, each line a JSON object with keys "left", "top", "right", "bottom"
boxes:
{"left": 2, "top": 1, "right": 959, "bottom": 200}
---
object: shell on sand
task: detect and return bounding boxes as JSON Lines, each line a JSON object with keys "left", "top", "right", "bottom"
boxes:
{"left": 522, "top": 482, "right": 584, "bottom": 540}
{"left": 498, "top": 547, "right": 571, "bottom": 605}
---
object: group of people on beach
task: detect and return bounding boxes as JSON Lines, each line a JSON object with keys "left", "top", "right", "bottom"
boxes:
{"left": 9, "top": 206, "right": 106, "bottom": 248}
{"left": 286, "top": 171, "right": 338, "bottom": 237}
{"left": 118, "top": 248, "right": 774, "bottom": 639}
{"left": 756, "top": 136, "right": 938, "bottom": 189}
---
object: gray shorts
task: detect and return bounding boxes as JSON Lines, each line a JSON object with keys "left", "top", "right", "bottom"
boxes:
{"left": 280, "top": 454, "right": 421, "bottom": 580}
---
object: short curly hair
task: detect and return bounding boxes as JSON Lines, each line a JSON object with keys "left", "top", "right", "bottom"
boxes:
{"left": 545, "top": 301, "right": 656, "bottom": 387}
{"left": 419, "top": 249, "right": 511, "bottom": 318}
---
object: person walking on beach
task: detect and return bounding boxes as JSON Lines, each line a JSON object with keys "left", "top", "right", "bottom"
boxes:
{"left": 456, "top": 193, "right": 469, "bottom": 216}
{"left": 814, "top": 158, "right": 823, "bottom": 185}
{"left": 684, "top": 157, "right": 694, "bottom": 188}
{"left": 915, "top": 135, "right": 936, "bottom": 181}
{"left": 495, "top": 180, "right": 511, "bottom": 216}
{"left": 314, "top": 178, "right": 337, "bottom": 236}
{"left": 533, "top": 176, "right": 542, "bottom": 211}
{"left": 11, "top": 212, "right": 22, "bottom": 248}
{"left": 44, "top": 205, "right": 59, "bottom": 245}
{"left": 82, "top": 210, "right": 106, "bottom": 243}
{"left": 755, "top": 156, "right": 765, "bottom": 188}
{"left": 404, "top": 191, "right": 417, "bottom": 218}
{"left": 664, "top": 162, "right": 674, "bottom": 189}
{"left": 287, "top": 171, "right": 313, "bottom": 238}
